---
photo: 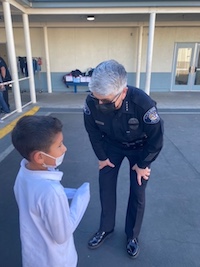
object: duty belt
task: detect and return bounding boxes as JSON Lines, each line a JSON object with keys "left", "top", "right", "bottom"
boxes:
{"left": 106, "top": 137, "right": 146, "bottom": 150}
{"left": 121, "top": 139, "right": 144, "bottom": 149}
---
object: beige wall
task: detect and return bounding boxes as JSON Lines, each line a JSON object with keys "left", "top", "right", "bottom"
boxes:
{"left": 0, "top": 27, "right": 46, "bottom": 69}
{"left": 47, "top": 27, "right": 137, "bottom": 73}
{"left": 1, "top": 26, "right": 200, "bottom": 74}
{"left": 141, "top": 26, "right": 200, "bottom": 72}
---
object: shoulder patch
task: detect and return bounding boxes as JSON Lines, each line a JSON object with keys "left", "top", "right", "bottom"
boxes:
{"left": 83, "top": 102, "right": 91, "bottom": 115}
{"left": 143, "top": 107, "right": 160, "bottom": 124}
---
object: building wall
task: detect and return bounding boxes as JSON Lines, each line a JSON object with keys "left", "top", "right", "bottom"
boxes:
{"left": 47, "top": 27, "right": 137, "bottom": 72}
{"left": 1, "top": 25, "right": 200, "bottom": 92}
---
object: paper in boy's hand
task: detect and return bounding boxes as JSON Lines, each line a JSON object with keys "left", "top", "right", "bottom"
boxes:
{"left": 76, "top": 182, "right": 90, "bottom": 196}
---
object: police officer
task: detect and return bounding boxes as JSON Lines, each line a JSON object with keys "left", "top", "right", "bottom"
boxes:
{"left": 83, "top": 59, "right": 164, "bottom": 258}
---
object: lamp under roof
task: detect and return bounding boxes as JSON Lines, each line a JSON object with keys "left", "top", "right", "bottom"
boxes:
{"left": 87, "top": 16, "right": 95, "bottom": 21}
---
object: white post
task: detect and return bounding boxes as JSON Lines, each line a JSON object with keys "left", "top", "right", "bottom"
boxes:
{"left": 3, "top": 1, "right": 22, "bottom": 112}
{"left": 22, "top": 13, "right": 36, "bottom": 103}
{"left": 43, "top": 26, "right": 52, "bottom": 93}
{"left": 136, "top": 26, "right": 143, "bottom": 88}
{"left": 145, "top": 12, "right": 156, "bottom": 95}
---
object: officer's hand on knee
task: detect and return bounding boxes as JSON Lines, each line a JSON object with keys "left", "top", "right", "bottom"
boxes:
{"left": 132, "top": 164, "right": 151, "bottom": 186}
{"left": 99, "top": 159, "right": 115, "bottom": 170}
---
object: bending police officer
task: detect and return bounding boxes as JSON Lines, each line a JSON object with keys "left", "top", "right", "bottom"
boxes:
{"left": 83, "top": 59, "right": 164, "bottom": 258}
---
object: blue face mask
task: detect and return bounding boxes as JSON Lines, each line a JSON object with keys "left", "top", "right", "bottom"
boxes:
{"left": 41, "top": 152, "right": 65, "bottom": 168}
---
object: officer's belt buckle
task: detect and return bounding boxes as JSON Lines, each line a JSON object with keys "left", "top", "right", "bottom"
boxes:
{"left": 122, "top": 142, "right": 136, "bottom": 147}
{"left": 122, "top": 140, "right": 144, "bottom": 149}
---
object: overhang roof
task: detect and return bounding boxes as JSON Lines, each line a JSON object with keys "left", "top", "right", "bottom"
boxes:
{"left": 14, "top": 0, "right": 200, "bottom": 8}
{"left": 1, "top": 0, "right": 200, "bottom": 26}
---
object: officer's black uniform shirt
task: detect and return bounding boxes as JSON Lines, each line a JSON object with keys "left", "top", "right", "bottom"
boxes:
{"left": 84, "top": 86, "right": 164, "bottom": 169}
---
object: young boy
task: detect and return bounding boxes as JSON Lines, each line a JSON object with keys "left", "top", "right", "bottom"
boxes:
{"left": 12, "top": 115, "right": 90, "bottom": 267}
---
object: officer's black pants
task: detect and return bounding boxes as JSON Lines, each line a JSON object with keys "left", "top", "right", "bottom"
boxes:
{"left": 99, "top": 144, "right": 148, "bottom": 239}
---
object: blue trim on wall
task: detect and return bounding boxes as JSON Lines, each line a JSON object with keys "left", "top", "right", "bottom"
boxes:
{"left": 127, "top": 72, "right": 171, "bottom": 92}
{"left": 19, "top": 72, "right": 47, "bottom": 92}
{"left": 19, "top": 72, "right": 171, "bottom": 92}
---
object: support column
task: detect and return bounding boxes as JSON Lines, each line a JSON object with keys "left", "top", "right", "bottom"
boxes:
{"left": 3, "top": 1, "right": 22, "bottom": 112}
{"left": 22, "top": 13, "right": 36, "bottom": 103}
{"left": 145, "top": 12, "right": 156, "bottom": 95}
{"left": 136, "top": 25, "right": 143, "bottom": 88}
{"left": 43, "top": 26, "right": 52, "bottom": 93}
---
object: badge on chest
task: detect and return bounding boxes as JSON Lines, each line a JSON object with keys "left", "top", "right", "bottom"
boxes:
{"left": 128, "top": 118, "right": 139, "bottom": 130}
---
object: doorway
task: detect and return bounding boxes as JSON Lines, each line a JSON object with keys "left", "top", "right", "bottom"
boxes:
{"left": 171, "top": 42, "right": 200, "bottom": 91}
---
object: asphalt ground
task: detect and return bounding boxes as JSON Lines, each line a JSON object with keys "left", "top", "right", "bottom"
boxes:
{"left": 0, "top": 91, "right": 200, "bottom": 267}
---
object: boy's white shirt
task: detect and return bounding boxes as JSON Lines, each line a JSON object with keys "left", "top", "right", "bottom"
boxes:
{"left": 64, "top": 188, "right": 77, "bottom": 199}
{"left": 14, "top": 159, "right": 90, "bottom": 267}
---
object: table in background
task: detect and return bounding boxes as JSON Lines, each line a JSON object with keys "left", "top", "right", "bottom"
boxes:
{"left": 66, "top": 81, "right": 89, "bottom": 93}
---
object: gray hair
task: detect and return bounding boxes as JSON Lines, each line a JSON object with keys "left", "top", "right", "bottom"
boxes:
{"left": 89, "top": 59, "right": 127, "bottom": 96}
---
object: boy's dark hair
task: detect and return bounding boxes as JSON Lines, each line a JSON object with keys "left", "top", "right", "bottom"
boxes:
{"left": 11, "top": 115, "right": 63, "bottom": 160}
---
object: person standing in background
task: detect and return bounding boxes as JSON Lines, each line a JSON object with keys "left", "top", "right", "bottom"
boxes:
{"left": 0, "top": 72, "right": 10, "bottom": 114}
{"left": 0, "top": 56, "right": 12, "bottom": 109}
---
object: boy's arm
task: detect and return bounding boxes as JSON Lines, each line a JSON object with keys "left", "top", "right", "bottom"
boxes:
{"left": 64, "top": 188, "right": 77, "bottom": 199}
{"left": 68, "top": 182, "right": 90, "bottom": 229}
{"left": 43, "top": 182, "right": 90, "bottom": 244}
